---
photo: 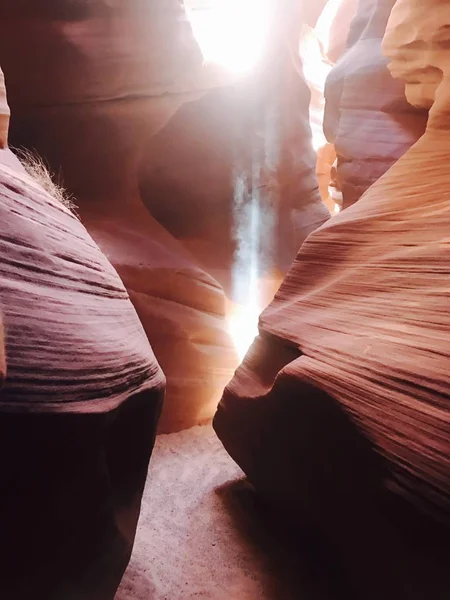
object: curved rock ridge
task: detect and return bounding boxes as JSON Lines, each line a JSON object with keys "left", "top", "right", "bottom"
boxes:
{"left": 215, "top": 0, "right": 450, "bottom": 530}
{"left": 0, "top": 60, "right": 165, "bottom": 412}
{"left": 139, "top": 4, "right": 330, "bottom": 293}
{"left": 82, "top": 197, "right": 238, "bottom": 432}
{"left": 383, "top": 0, "right": 450, "bottom": 112}
{"left": 216, "top": 122, "right": 450, "bottom": 521}
{"left": 0, "top": 66, "right": 164, "bottom": 596}
{"left": 0, "top": 1, "right": 238, "bottom": 431}
{"left": 0, "top": 153, "right": 165, "bottom": 412}
{"left": 0, "top": 69, "right": 8, "bottom": 149}
{"left": 0, "top": 0, "right": 205, "bottom": 105}
{"left": 0, "top": 0, "right": 331, "bottom": 430}
{"left": 138, "top": 61, "right": 330, "bottom": 292}
{"left": 323, "top": 0, "right": 428, "bottom": 209}
{"left": 317, "top": 0, "right": 358, "bottom": 64}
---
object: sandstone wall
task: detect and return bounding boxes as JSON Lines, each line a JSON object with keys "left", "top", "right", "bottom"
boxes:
{"left": 323, "top": 0, "right": 428, "bottom": 208}
{"left": 215, "top": 3, "right": 449, "bottom": 596}
{"left": 0, "top": 1, "right": 333, "bottom": 430}
{"left": 0, "top": 0, "right": 236, "bottom": 432}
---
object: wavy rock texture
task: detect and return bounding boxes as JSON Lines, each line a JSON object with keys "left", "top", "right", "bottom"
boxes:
{"left": 215, "top": 130, "right": 450, "bottom": 596}
{"left": 139, "top": 4, "right": 330, "bottom": 294}
{"left": 382, "top": 0, "right": 449, "bottom": 111}
{"left": 0, "top": 0, "right": 239, "bottom": 432}
{"left": 215, "top": 0, "right": 450, "bottom": 595}
{"left": 0, "top": 69, "right": 8, "bottom": 150}
{"left": 0, "top": 155, "right": 165, "bottom": 413}
{"left": 139, "top": 54, "right": 330, "bottom": 292}
{"left": 0, "top": 60, "right": 165, "bottom": 411}
{"left": 0, "top": 72, "right": 6, "bottom": 385}
{"left": 0, "top": 1, "right": 333, "bottom": 429}
{"left": 217, "top": 119, "right": 450, "bottom": 512}
{"left": 323, "top": 0, "right": 428, "bottom": 208}
{"left": 301, "top": 1, "right": 357, "bottom": 213}
{"left": 0, "top": 60, "right": 165, "bottom": 594}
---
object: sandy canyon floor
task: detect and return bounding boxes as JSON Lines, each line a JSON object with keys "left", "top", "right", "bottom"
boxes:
{"left": 116, "top": 425, "right": 338, "bottom": 600}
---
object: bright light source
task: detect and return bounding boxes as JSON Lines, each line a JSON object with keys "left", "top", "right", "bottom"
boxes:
{"left": 299, "top": 25, "right": 333, "bottom": 153}
{"left": 227, "top": 302, "right": 260, "bottom": 361}
{"left": 187, "top": 0, "right": 272, "bottom": 74}
{"left": 312, "top": 129, "right": 328, "bottom": 152}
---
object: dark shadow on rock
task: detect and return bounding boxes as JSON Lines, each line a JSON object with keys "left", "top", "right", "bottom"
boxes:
{"left": 215, "top": 478, "right": 348, "bottom": 600}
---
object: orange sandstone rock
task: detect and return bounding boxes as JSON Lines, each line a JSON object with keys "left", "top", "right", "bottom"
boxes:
{"left": 0, "top": 0, "right": 238, "bottom": 432}
{"left": 323, "top": 0, "right": 428, "bottom": 208}
{"left": 215, "top": 0, "right": 450, "bottom": 596}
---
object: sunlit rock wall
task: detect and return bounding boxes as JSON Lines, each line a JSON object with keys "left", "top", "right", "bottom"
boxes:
{"left": 0, "top": 0, "right": 237, "bottom": 433}
{"left": 301, "top": 0, "right": 357, "bottom": 213}
{"left": 139, "top": 2, "right": 330, "bottom": 299}
{"left": 215, "top": 0, "right": 450, "bottom": 569}
{"left": 323, "top": 0, "right": 428, "bottom": 209}
{"left": 0, "top": 0, "right": 334, "bottom": 430}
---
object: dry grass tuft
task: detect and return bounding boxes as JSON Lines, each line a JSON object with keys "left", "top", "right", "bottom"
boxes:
{"left": 14, "top": 148, "right": 78, "bottom": 214}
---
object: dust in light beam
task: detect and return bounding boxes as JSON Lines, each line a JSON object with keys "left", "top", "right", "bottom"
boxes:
{"left": 227, "top": 301, "right": 260, "bottom": 362}
{"left": 186, "top": 1, "right": 274, "bottom": 359}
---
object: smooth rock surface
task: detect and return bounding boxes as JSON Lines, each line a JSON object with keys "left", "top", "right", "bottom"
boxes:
{"left": 0, "top": 68, "right": 8, "bottom": 149}
{"left": 0, "top": 1, "right": 238, "bottom": 432}
{"left": 301, "top": 0, "right": 357, "bottom": 212}
{"left": 139, "top": 4, "right": 330, "bottom": 294}
{"left": 383, "top": 0, "right": 449, "bottom": 111}
{"left": 81, "top": 196, "right": 238, "bottom": 433}
{"left": 0, "top": 65, "right": 165, "bottom": 597}
{"left": 323, "top": 0, "right": 428, "bottom": 208}
{"left": 139, "top": 65, "right": 329, "bottom": 293}
{"left": 215, "top": 1, "right": 450, "bottom": 595}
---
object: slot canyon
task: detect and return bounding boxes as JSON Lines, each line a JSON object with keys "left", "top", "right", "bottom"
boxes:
{"left": 0, "top": 1, "right": 448, "bottom": 599}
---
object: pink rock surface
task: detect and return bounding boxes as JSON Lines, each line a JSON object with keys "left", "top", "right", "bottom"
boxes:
{"left": 139, "top": 58, "right": 330, "bottom": 292}
{"left": 0, "top": 0, "right": 205, "bottom": 104}
{"left": 301, "top": 1, "right": 357, "bottom": 212}
{"left": 0, "top": 0, "right": 331, "bottom": 430}
{"left": 0, "top": 65, "right": 164, "bottom": 597}
{"left": 138, "top": 2, "right": 330, "bottom": 294}
{"left": 215, "top": 1, "right": 450, "bottom": 595}
{"left": 215, "top": 127, "right": 450, "bottom": 596}
{"left": 0, "top": 69, "right": 8, "bottom": 150}
{"left": 323, "top": 0, "right": 428, "bottom": 208}
{"left": 0, "top": 0, "right": 238, "bottom": 432}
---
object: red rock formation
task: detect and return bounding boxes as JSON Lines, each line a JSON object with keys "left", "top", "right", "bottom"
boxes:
{"left": 139, "top": 4, "right": 330, "bottom": 295}
{"left": 323, "top": 0, "right": 428, "bottom": 208}
{"left": 318, "top": 0, "right": 358, "bottom": 63}
{"left": 382, "top": 0, "right": 448, "bottom": 111}
{"left": 0, "top": 69, "right": 12, "bottom": 386}
{"left": 0, "top": 66, "right": 164, "bottom": 599}
{"left": 0, "top": 0, "right": 238, "bottom": 432}
{"left": 0, "top": 79, "right": 4, "bottom": 380}
{"left": 83, "top": 201, "right": 238, "bottom": 432}
{"left": 301, "top": 1, "right": 357, "bottom": 213}
{"left": 0, "top": 69, "right": 8, "bottom": 150}
{"left": 0, "top": 0, "right": 332, "bottom": 429}
{"left": 215, "top": 1, "right": 450, "bottom": 596}
{"left": 0, "top": 323, "right": 4, "bottom": 388}
{"left": 215, "top": 141, "right": 450, "bottom": 596}
{"left": 138, "top": 54, "right": 330, "bottom": 293}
